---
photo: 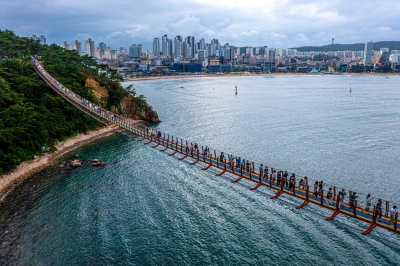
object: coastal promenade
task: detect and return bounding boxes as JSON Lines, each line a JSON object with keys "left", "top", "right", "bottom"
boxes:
{"left": 31, "top": 57, "right": 399, "bottom": 236}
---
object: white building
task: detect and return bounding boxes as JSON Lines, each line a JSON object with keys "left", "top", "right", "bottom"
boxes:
{"left": 162, "top": 35, "right": 170, "bottom": 56}
{"left": 174, "top": 35, "right": 183, "bottom": 57}
{"left": 71, "top": 40, "right": 82, "bottom": 55}
{"left": 60, "top": 41, "right": 70, "bottom": 50}
{"left": 363, "top": 41, "right": 373, "bottom": 65}
{"left": 152, "top": 38, "right": 160, "bottom": 56}
{"left": 84, "top": 38, "right": 95, "bottom": 57}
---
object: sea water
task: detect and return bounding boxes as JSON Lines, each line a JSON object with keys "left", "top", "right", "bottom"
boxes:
{"left": 1, "top": 75, "right": 400, "bottom": 265}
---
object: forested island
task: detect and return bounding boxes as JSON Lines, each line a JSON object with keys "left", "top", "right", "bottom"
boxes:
{"left": 0, "top": 30, "right": 159, "bottom": 174}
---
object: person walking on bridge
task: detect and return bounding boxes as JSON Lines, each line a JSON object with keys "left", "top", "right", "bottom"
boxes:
{"left": 272, "top": 170, "right": 277, "bottom": 183}
{"left": 389, "top": 205, "right": 397, "bottom": 225}
{"left": 365, "top": 194, "right": 374, "bottom": 212}
{"left": 264, "top": 166, "right": 269, "bottom": 180}
{"left": 326, "top": 188, "right": 333, "bottom": 205}
{"left": 289, "top": 174, "right": 295, "bottom": 190}
{"left": 376, "top": 199, "right": 383, "bottom": 221}
{"left": 313, "top": 181, "right": 318, "bottom": 197}
{"left": 259, "top": 164, "right": 263, "bottom": 182}
{"left": 349, "top": 192, "right": 358, "bottom": 211}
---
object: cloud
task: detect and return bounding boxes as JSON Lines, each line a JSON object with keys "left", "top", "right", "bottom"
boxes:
{"left": 294, "top": 33, "right": 309, "bottom": 42}
{"left": 108, "top": 31, "right": 126, "bottom": 39}
{"left": 125, "top": 25, "right": 147, "bottom": 37}
{"left": 1, "top": 0, "right": 400, "bottom": 48}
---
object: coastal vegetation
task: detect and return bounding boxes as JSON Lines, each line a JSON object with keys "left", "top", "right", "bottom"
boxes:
{"left": 0, "top": 29, "right": 157, "bottom": 174}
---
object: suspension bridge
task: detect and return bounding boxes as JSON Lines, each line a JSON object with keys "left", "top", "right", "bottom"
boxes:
{"left": 31, "top": 57, "right": 399, "bottom": 236}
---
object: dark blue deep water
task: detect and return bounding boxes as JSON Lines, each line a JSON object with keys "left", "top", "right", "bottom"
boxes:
{"left": 1, "top": 75, "right": 400, "bottom": 265}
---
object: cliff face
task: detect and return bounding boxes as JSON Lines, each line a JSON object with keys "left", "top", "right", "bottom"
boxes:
{"left": 86, "top": 77, "right": 160, "bottom": 123}
{"left": 120, "top": 94, "right": 160, "bottom": 123}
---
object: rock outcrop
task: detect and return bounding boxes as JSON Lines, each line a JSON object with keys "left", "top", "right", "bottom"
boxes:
{"left": 86, "top": 77, "right": 160, "bottom": 123}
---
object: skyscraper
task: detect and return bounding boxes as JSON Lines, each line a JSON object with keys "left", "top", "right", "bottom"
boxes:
{"left": 71, "top": 40, "right": 82, "bottom": 55}
{"left": 153, "top": 38, "right": 160, "bottom": 56}
{"left": 32, "top": 35, "right": 46, "bottom": 45}
{"left": 60, "top": 41, "right": 70, "bottom": 50}
{"left": 84, "top": 38, "right": 95, "bottom": 57}
{"left": 99, "top": 42, "right": 106, "bottom": 51}
{"left": 129, "top": 44, "right": 142, "bottom": 58}
{"left": 174, "top": 35, "right": 183, "bottom": 57}
{"left": 363, "top": 41, "right": 373, "bottom": 65}
{"left": 162, "top": 35, "right": 170, "bottom": 56}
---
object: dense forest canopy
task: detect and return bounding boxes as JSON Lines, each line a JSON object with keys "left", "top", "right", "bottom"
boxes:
{"left": 0, "top": 30, "right": 136, "bottom": 174}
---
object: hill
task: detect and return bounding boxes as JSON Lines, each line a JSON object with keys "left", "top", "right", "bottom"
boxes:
{"left": 292, "top": 41, "right": 400, "bottom": 52}
{"left": 0, "top": 29, "right": 159, "bottom": 174}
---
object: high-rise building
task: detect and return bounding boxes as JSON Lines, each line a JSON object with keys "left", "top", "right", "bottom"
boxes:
{"left": 363, "top": 41, "right": 373, "bottom": 65}
{"left": 198, "top": 38, "right": 206, "bottom": 50}
{"left": 32, "top": 35, "right": 46, "bottom": 45}
{"left": 184, "top": 36, "right": 195, "bottom": 58}
{"left": 129, "top": 44, "right": 142, "bottom": 58}
{"left": 71, "top": 40, "right": 82, "bottom": 55}
{"left": 84, "top": 38, "right": 95, "bottom": 57}
{"left": 380, "top": 48, "right": 389, "bottom": 63}
{"left": 169, "top": 39, "right": 173, "bottom": 56}
{"left": 99, "top": 42, "right": 106, "bottom": 51}
{"left": 174, "top": 35, "right": 183, "bottom": 57}
{"left": 60, "top": 41, "right": 70, "bottom": 50}
{"left": 153, "top": 38, "right": 160, "bottom": 56}
{"left": 162, "top": 35, "right": 170, "bottom": 56}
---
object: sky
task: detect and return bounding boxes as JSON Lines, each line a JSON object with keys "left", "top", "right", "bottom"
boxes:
{"left": 1, "top": 0, "right": 400, "bottom": 50}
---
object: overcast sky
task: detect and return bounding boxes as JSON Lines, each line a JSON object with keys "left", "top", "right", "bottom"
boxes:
{"left": 1, "top": 0, "right": 400, "bottom": 50}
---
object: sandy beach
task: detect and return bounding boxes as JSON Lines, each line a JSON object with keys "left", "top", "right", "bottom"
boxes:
{"left": 125, "top": 72, "right": 397, "bottom": 82}
{"left": 0, "top": 125, "right": 116, "bottom": 201}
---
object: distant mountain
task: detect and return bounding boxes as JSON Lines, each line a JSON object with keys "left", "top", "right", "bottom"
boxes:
{"left": 292, "top": 41, "right": 400, "bottom": 52}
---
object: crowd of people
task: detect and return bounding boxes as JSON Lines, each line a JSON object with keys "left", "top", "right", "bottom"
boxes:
{"left": 33, "top": 57, "right": 398, "bottom": 226}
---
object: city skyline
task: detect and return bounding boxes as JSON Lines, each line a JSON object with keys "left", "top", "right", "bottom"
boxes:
{"left": 1, "top": 0, "right": 400, "bottom": 50}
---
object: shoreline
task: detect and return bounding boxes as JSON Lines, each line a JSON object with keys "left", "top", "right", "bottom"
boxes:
{"left": 125, "top": 72, "right": 398, "bottom": 82}
{"left": 0, "top": 125, "right": 116, "bottom": 202}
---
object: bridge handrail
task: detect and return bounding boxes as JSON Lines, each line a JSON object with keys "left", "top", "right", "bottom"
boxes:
{"left": 31, "top": 57, "right": 399, "bottom": 234}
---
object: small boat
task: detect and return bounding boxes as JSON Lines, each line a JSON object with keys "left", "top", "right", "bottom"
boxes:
{"left": 180, "top": 86, "right": 184, "bottom": 88}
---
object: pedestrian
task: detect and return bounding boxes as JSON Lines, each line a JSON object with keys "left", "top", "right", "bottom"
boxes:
{"left": 194, "top": 143, "right": 198, "bottom": 153}
{"left": 284, "top": 171, "right": 289, "bottom": 187}
{"left": 338, "top": 192, "right": 344, "bottom": 208}
{"left": 241, "top": 159, "right": 245, "bottom": 170}
{"left": 376, "top": 199, "right": 383, "bottom": 221}
{"left": 185, "top": 141, "right": 189, "bottom": 153}
{"left": 318, "top": 181, "right": 324, "bottom": 196}
{"left": 313, "top": 181, "right": 318, "bottom": 197}
{"left": 190, "top": 143, "right": 194, "bottom": 154}
{"left": 219, "top": 152, "right": 224, "bottom": 162}
{"left": 299, "top": 179, "right": 305, "bottom": 191}
{"left": 304, "top": 176, "right": 308, "bottom": 188}
{"left": 246, "top": 161, "right": 250, "bottom": 172}
{"left": 259, "top": 164, "right": 264, "bottom": 180}
{"left": 389, "top": 205, "right": 397, "bottom": 225}
{"left": 258, "top": 164, "right": 263, "bottom": 181}
{"left": 264, "top": 166, "right": 269, "bottom": 180}
{"left": 272, "top": 170, "right": 277, "bottom": 183}
{"left": 341, "top": 189, "right": 347, "bottom": 202}
{"left": 277, "top": 171, "right": 282, "bottom": 185}
{"left": 365, "top": 194, "right": 374, "bottom": 212}
{"left": 326, "top": 188, "right": 333, "bottom": 205}
{"left": 204, "top": 146, "right": 208, "bottom": 156}
{"left": 289, "top": 174, "right": 295, "bottom": 190}
{"left": 349, "top": 192, "right": 358, "bottom": 211}
{"left": 236, "top": 157, "right": 241, "bottom": 168}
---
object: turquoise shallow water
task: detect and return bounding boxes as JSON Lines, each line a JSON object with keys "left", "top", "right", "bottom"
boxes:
{"left": 1, "top": 75, "right": 400, "bottom": 265}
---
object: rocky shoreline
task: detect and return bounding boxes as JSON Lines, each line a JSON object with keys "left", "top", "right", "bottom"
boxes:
{"left": 0, "top": 125, "right": 116, "bottom": 202}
